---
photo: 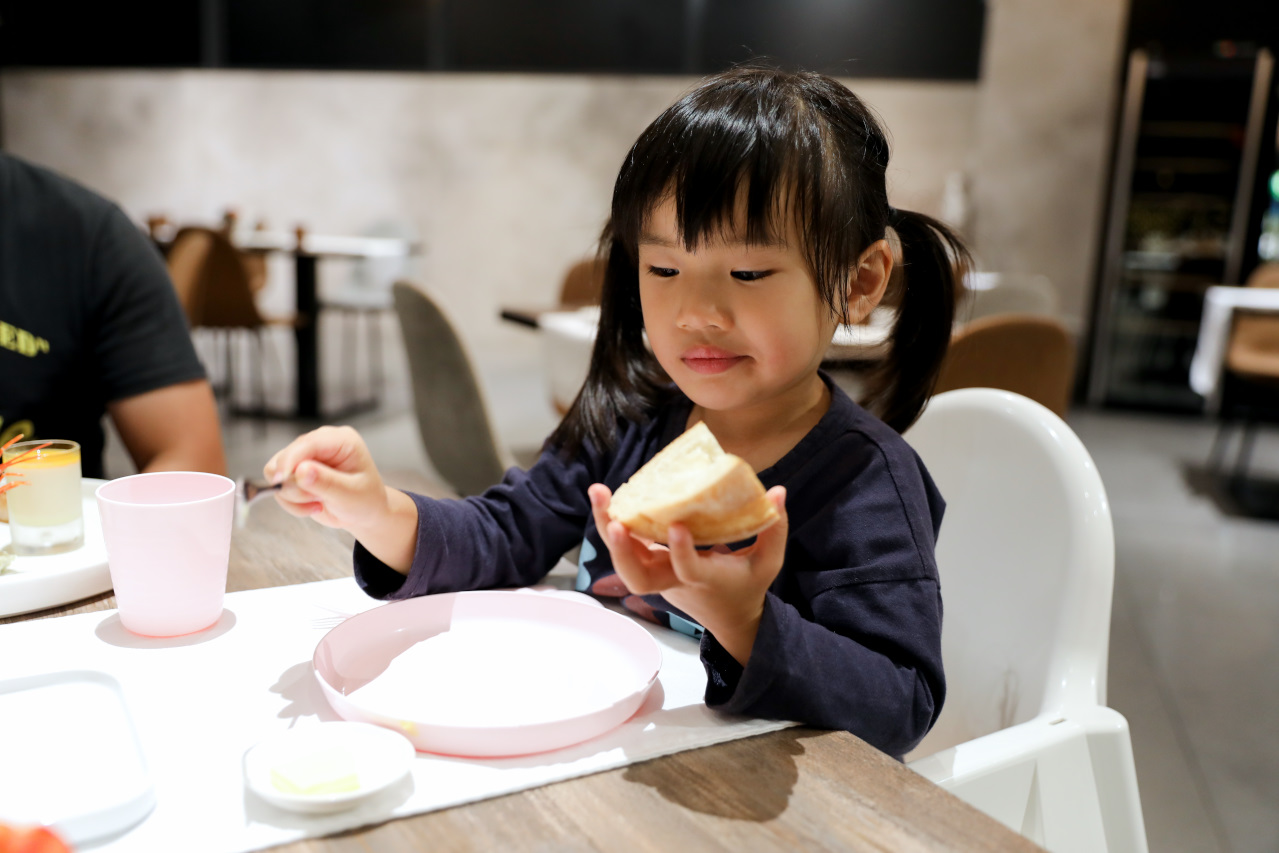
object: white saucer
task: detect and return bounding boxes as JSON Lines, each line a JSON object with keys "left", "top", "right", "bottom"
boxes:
{"left": 244, "top": 722, "right": 415, "bottom": 814}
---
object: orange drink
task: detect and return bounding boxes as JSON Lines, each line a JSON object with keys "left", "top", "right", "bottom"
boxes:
{"left": 2, "top": 439, "right": 83, "bottom": 555}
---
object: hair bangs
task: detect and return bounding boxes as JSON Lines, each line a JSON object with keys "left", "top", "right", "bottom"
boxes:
{"left": 612, "top": 85, "right": 822, "bottom": 260}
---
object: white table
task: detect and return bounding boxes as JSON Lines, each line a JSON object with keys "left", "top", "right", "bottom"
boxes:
{"left": 230, "top": 230, "right": 420, "bottom": 418}
{"left": 233, "top": 230, "right": 416, "bottom": 260}
{"left": 1188, "top": 285, "right": 1279, "bottom": 412}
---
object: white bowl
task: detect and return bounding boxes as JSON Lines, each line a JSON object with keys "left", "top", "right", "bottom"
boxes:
{"left": 243, "top": 722, "right": 414, "bottom": 814}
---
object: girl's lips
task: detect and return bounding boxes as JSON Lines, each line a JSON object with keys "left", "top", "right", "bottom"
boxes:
{"left": 681, "top": 347, "right": 747, "bottom": 375}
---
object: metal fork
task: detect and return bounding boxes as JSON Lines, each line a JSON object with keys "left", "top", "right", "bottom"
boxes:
{"left": 234, "top": 477, "right": 285, "bottom": 527}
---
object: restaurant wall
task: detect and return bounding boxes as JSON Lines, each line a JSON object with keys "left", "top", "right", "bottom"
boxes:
{"left": 967, "top": 0, "right": 1130, "bottom": 336}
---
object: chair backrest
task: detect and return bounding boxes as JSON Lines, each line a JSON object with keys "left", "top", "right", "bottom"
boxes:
{"left": 958, "top": 272, "right": 1058, "bottom": 324}
{"left": 241, "top": 251, "right": 269, "bottom": 294}
{"left": 1226, "top": 262, "right": 1279, "bottom": 377}
{"left": 165, "top": 227, "right": 212, "bottom": 326}
{"left": 166, "top": 227, "right": 266, "bottom": 329}
{"left": 558, "top": 257, "right": 606, "bottom": 307}
{"left": 903, "top": 389, "right": 1115, "bottom": 760}
{"left": 933, "top": 313, "right": 1076, "bottom": 417}
{"left": 392, "top": 282, "right": 515, "bottom": 496}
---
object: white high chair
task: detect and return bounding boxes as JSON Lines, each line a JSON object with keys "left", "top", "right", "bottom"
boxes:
{"left": 903, "top": 388, "right": 1148, "bottom": 853}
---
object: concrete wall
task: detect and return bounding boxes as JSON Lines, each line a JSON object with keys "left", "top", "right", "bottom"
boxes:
{"left": 968, "top": 0, "right": 1131, "bottom": 333}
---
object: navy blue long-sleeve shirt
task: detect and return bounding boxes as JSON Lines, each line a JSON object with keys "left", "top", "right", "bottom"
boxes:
{"left": 354, "top": 373, "right": 946, "bottom": 758}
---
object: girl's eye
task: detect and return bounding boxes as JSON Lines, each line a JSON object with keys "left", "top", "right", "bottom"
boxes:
{"left": 647, "top": 265, "right": 678, "bottom": 278}
{"left": 732, "top": 270, "right": 771, "bottom": 282}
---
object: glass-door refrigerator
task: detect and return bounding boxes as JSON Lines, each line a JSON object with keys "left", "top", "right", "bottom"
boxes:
{"left": 1086, "top": 46, "right": 1278, "bottom": 412}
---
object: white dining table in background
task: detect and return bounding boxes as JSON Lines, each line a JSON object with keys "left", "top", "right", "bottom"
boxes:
{"left": 231, "top": 229, "right": 420, "bottom": 419}
{"left": 1188, "top": 285, "right": 1279, "bottom": 412}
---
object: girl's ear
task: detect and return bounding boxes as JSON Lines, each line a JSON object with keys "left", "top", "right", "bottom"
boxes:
{"left": 843, "top": 239, "right": 893, "bottom": 324}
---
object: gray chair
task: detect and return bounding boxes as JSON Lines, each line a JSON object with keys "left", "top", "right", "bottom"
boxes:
{"left": 392, "top": 282, "right": 516, "bottom": 496}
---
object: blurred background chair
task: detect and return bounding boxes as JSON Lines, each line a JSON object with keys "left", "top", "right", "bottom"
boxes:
{"left": 957, "top": 272, "right": 1059, "bottom": 325}
{"left": 217, "top": 209, "right": 270, "bottom": 296}
{"left": 557, "top": 256, "right": 606, "bottom": 307}
{"left": 904, "top": 388, "right": 1148, "bottom": 853}
{"left": 933, "top": 313, "right": 1076, "bottom": 418}
{"left": 165, "top": 226, "right": 294, "bottom": 415}
{"left": 1207, "top": 262, "right": 1279, "bottom": 480}
{"left": 164, "top": 226, "right": 209, "bottom": 326}
{"left": 392, "top": 281, "right": 516, "bottom": 496}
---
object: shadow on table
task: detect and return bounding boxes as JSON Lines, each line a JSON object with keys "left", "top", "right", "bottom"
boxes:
{"left": 621, "top": 727, "right": 825, "bottom": 822}
{"left": 1182, "top": 463, "right": 1279, "bottom": 521}
{"left": 272, "top": 659, "right": 343, "bottom": 725}
{"left": 94, "top": 608, "right": 238, "bottom": 648}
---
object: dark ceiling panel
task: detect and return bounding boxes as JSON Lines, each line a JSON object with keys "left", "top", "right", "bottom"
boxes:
{"left": 698, "top": 0, "right": 985, "bottom": 79}
{"left": 0, "top": 0, "right": 202, "bottom": 67}
{"left": 445, "top": 0, "right": 685, "bottom": 73}
{"left": 225, "top": 0, "right": 431, "bottom": 70}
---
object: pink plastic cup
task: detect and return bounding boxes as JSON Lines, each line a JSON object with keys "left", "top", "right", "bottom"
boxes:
{"left": 96, "top": 472, "right": 235, "bottom": 637}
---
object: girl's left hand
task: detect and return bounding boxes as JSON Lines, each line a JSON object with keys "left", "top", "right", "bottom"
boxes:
{"left": 587, "top": 484, "right": 788, "bottom": 666}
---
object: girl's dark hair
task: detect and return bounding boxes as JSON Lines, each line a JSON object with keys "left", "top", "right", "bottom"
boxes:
{"left": 550, "top": 66, "right": 970, "bottom": 455}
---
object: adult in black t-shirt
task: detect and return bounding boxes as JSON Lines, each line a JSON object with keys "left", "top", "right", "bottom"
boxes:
{"left": 0, "top": 153, "right": 225, "bottom": 478}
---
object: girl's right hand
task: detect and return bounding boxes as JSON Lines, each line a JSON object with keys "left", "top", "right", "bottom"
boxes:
{"left": 263, "top": 425, "right": 391, "bottom": 534}
{"left": 264, "top": 426, "right": 420, "bottom": 575}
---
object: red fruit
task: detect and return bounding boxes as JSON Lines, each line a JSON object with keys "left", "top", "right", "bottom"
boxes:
{"left": 0, "top": 824, "right": 73, "bottom": 853}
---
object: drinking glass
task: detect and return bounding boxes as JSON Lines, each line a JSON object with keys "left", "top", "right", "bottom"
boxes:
{"left": 3, "top": 439, "right": 84, "bottom": 556}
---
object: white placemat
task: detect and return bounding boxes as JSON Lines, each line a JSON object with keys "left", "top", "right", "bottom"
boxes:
{"left": 0, "top": 577, "right": 793, "bottom": 852}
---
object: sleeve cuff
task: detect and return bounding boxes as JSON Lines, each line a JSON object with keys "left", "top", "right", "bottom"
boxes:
{"left": 352, "top": 491, "right": 436, "bottom": 599}
{"left": 352, "top": 539, "right": 409, "bottom": 599}
{"left": 701, "top": 593, "right": 786, "bottom": 712}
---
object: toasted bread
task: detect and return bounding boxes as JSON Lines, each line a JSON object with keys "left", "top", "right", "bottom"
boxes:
{"left": 607, "top": 421, "right": 779, "bottom": 545}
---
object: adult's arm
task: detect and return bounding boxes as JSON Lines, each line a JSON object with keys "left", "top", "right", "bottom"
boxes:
{"left": 89, "top": 204, "right": 219, "bottom": 474}
{"left": 107, "top": 378, "right": 227, "bottom": 475}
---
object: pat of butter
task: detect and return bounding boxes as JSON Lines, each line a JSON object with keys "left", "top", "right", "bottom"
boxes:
{"left": 270, "top": 746, "right": 360, "bottom": 796}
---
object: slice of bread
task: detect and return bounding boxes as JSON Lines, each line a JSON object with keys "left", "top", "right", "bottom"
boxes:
{"left": 607, "top": 421, "right": 779, "bottom": 545}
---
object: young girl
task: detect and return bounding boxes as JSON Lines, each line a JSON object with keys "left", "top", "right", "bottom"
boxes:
{"left": 266, "top": 66, "right": 969, "bottom": 760}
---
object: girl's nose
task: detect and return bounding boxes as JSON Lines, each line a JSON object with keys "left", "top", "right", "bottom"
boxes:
{"left": 675, "top": 279, "right": 731, "bottom": 331}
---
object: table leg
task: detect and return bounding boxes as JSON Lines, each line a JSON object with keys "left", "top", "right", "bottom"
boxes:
{"left": 295, "top": 253, "right": 320, "bottom": 419}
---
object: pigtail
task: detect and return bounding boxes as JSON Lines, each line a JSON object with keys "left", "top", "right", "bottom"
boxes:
{"left": 862, "top": 209, "right": 970, "bottom": 433}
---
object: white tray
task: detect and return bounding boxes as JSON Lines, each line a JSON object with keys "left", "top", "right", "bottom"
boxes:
{"left": 0, "top": 670, "right": 155, "bottom": 844}
{"left": 0, "top": 478, "right": 111, "bottom": 618}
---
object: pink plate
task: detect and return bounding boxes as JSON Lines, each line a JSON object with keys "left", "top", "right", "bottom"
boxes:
{"left": 312, "top": 591, "right": 662, "bottom": 757}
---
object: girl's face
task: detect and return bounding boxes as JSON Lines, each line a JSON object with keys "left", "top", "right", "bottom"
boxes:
{"left": 638, "top": 196, "right": 839, "bottom": 423}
